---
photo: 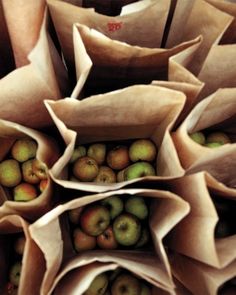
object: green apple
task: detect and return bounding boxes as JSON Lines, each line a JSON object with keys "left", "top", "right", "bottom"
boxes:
{"left": 11, "top": 138, "right": 37, "bottom": 162}
{"left": 206, "top": 132, "right": 231, "bottom": 145}
{"left": 84, "top": 273, "right": 109, "bottom": 295}
{"left": 22, "top": 159, "right": 40, "bottom": 184}
{"left": 101, "top": 196, "right": 124, "bottom": 219}
{"left": 129, "top": 139, "right": 156, "bottom": 162}
{"left": 140, "top": 283, "right": 151, "bottom": 295}
{"left": 32, "top": 159, "right": 48, "bottom": 180}
{"left": 70, "top": 145, "right": 86, "bottom": 163}
{"left": 189, "top": 132, "right": 206, "bottom": 145}
{"left": 73, "top": 156, "right": 99, "bottom": 182}
{"left": 135, "top": 227, "right": 150, "bottom": 249}
{"left": 87, "top": 143, "right": 106, "bottom": 165}
{"left": 205, "top": 142, "right": 223, "bottom": 148}
{"left": 111, "top": 273, "right": 141, "bottom": 295}
{"left": 94, "top": 166, "right": 116, "bottom": 183}
{"left": 113, "top": 213, "right": 141, "bottom": 246}
{"left": 124, "top": 162, "right": 155, "bottom": 181}
{"left": 125, "top": 196, "right": 148, "bottom": 220}
{"left": 9, "top": 262, "right": 22, "bottom": 287}
{"left": 14, "top": 235, "right": 26, "bottom": 255}
{"left": 107, "top": 146, "right": 130, "bottom": 170}
{"left": 73, "top": 228, "right": 96, "bottom": 252}
{"left": 97, "top": 226, "right": 118, "bottom": 250}
{"left": 13, "top": 183, "right": 37, "bottom": 202}
{"left": 80, "top": 205, "right": 110, "bottom": 236}
{"left": 0, "top": 159, "right": 22, "bottom": 187}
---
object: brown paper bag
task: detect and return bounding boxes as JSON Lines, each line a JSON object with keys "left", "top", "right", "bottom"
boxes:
{"left": 166, "top": 0, "right": 233, "bottom": 75}
{"left": 29, "top": 187, "right": 190, "bottom": 294}
{"left": 0, "top": 119, "right": 60, "bottom": 221}
{"left": 170, "top": 253, "right": 236, "bottom": 295}
{"left": 0, "top": 9, "right": 69, "bottom": 128}
{"left": 44, "top": 84, "right": 186, "bottom": 192}
{"left": 0, "top": 215, "right": 45, "bottom": 295}
{"left": 166, "top": 172, "right": 236, "bottom": 268}
{"left": 172, "top": 88, "right": 236, "bottom": 188}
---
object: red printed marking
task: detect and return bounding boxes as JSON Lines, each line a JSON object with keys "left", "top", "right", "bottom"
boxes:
{"left": 107, "top": 22, "right": 123, "bottom": 32}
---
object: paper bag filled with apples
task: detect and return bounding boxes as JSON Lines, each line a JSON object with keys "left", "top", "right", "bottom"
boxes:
{"left": 0, "top": 215, "right": 45, "bottom": 295}
{"left": 0, "top": 119, "right": 60, "bottom": 220}
{"left": 29, "top": 187, "right": 190, "bottom": 294}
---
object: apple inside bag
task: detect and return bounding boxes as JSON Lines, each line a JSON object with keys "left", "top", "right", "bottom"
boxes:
{"left": 0, "top": 119, "right": 60, "bottom": 221}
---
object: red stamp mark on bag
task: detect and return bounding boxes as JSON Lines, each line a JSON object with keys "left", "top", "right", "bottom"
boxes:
{"left": 107, "top": 21, "right": 123, "bottom": 32}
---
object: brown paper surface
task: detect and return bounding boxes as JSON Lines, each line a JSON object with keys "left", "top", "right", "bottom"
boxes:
{"left": 0, "top": 215, "right": 45, "bottom": 295}
{"left": 0, "top": 119, "right": 60, "bottom": 221}
{"left": 166, "top": 0, "right": 233, "bottom": 75}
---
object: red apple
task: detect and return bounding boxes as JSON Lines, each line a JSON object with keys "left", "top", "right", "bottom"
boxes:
{"left": 73, "top": 228, "right": 96, "bottom": 252}
{"left": 13, "top": 183, "right": 38, "bottom": 202}
{"left": 97, "top": 226, "right": 118, "bottom": 249}
{"left": 107, "top": 146, "right": 130, "bottom": 170}
{"left": 22, "top": 159, "right": 40, "bottom": 184}
{"left": 94, "top": 166, "right": 116, "bottom": 183}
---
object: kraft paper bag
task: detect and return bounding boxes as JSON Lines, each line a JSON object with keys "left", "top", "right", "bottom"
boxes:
{"left": 170, "top": 253, "right": 236, "bottom": 295}
{"left": 0, "top": 9, "right": 69, "bottom": 128}
{"left": 166, "top": 0, "right": 233, "bottom": 75}
{"left": 44, "top": 84, "right": 186, "bottom": 192}
{"left": 47, "top": 0, "right": 171, "bottom": 71}
{"left": 166, "top": 172, "right": 236, "bottom": 269}
{"left": 29, "top": 188, "right": 190, "bottom": 294}
{"left": 0, "top": 215, "right": 45, "bottom": 295}
{"left": 172, "top": 88, "right": 236, "bottom": 188}
{"left": 0, "top": 119, "right": 60, "bottom": 221}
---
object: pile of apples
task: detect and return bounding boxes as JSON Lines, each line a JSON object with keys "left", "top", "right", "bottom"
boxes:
{"left": 0, "top": 138, "right": 48, "bottom": 202}
{"left": 189, "top": 131, "right": 232, "bottom": 148}
{"left": 69, "top": 139, "right": 157, "bottom": 183}
{"left": 69, "top": 196, "right": 151, "bottom": 251}
{"left": 83, "top": 268, "right": 152, "bottom": 295}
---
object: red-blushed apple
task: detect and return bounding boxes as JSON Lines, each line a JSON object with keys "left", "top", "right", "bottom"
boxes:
{"left": 14, "top": 235, "right": 26, "bottom": 255}
{"left": 97, "top": 226, "right": 118, "bottom": 249}
{"left": 11, "top": 138, "right": 37, "bottom": 162}
{"left": 73, "top": 156, "right": 99, "bottom": 182}
{"left": 206, "top": 132, "right": 231, "bottom": 145}
{"left": 68, "top": 207, "right": 83, "bottom": 225}
{"left": 0, "top": 159, "right": 22, "bottom": 187}
{"left": 94, "top": 166, "right": 116, "bottom": 183}
{"left": 107, "top": 146, "right": 130, "bottom": 170}
{"left": 101, "top": 196, "right": 124, "bottom": 219}
{"left": 73, "top": 228, "right": 96, "bottom": 252}
{"left": 125, "top": 196, "right": 148, "bottom": 220}
{"left": 84, "top": 273, "right": 109, "bottom": 295}
{"left": 9, "top": 261, "right": 22, "bottom": 287}
{"left": 113, "top": 213, "right": 141, "bottom": 246}
{"left": 129, "top": 139, "right": 156, "bottom": 162}
{"left": 39, "top": 179, "right": 48, "bottom": 192}
{"left": 80, "top": 204, "right": 110, "bottom": 236}
{"left": 87, "top": 143, "right": 106, "bottom": 165}
{"left": 111, "top": 273, "right": 141, "bottom": 295}
{"left": 32, "top": 159, "right": 48, "bottom": 180}
{"left": 189, "top": 132, "right": 206, "bottom": 145}
{"left": 22, "top": 159, "right": 40, "bottom": 184}
{"left": 69, "top": 145, "right": 86, "bottom": 163}
{"left": 13, "top": 183, "right": 38, "bottom": 202}
{"left": 124, "top": 162, "right": 155, "bottom": 180}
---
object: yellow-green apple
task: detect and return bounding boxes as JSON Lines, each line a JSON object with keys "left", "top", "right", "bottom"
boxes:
{"left": 94, "top": 166, "right": 116, "bottom": 183}
{"left": 9, "top": 262, "right": 22, "bottom": 287}
{"left": 14, "top": 235, "right": 26, "bottom": 255}
{"left": 13, "top": 183, "right": 37, "bottom": 202}
{"left": 135, "top": 227, "right": 150, "bottom": 249}
{"left": 0, "top": 159, "right": 22, "bottom": 187}
{"left": 32, "top": 159, "right": 48, "bottom": 180}
{"left": 68, "top": 207, "right": 83, "bottom": 225}
{"left": 87, "top": 143, "right": 106, "bottom": 165}
{"left": 125, "top": 197, "right": 148, "bottom": 220}
{"left": 73, "top": 228, "right": 96, "bottom": 252}
{"left": 22, "top": 159, "right": 40, "bottom": 184}
{"left": 111, "top": 273, "right": 141, "bottom": 295}
{"left": 206, "top": 132, "right": 231, "bottom": 145}
{"left": 69, "top": 145, "right": 86, "bottom": 163}
{"left": 97, "top": 226, "right": 118, "bottom": 250}
{"left": 101, "top": 196, "right": 124, "bottom": 219}
{"left": 205, "top": 142, "right": 223, "bottom": 148}
{"left": 11, "top": 138, "right": 37, "bottom": 162}
{"left": 113, "top": 213, "right": 141, "bottom": 246}
{"left": 189, "top": 132, "right": 206, "bottom": 145}
{"left": 73, "top": 156, "right": 99, "bottom": 182}
{"left": 107, "top": 146, "right": 130, "bottom": 170}
{"left": 39, "top": 179, "right": 48, "bottom": 192}
{"left": 80, "top": 205, "right": 110, "bottom": 236}
{"left": 124, "top": 162, "right": 155, "bottom": 180}
{"left": 140, "top": 283, "right": 151, "bottom": 295}
{"left": 129, "top": 139, "right": 156, "bottom": 162}
{"left": 84, "top": 273, "right": 109, "bottom": 295}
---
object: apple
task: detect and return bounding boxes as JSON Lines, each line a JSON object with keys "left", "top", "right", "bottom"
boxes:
{"left": 0, "top": 159, "right": 22, "bottom": 187}
{"left": 69, "top": 145, "right": 86, "bottom": 163}
{"left": 206, "top": 132, "right": 231, "bottom": 145}
{"left": 11, "top": 138, "right": 37, "bottom": 162}
{"left": 73, "top": 156, "right": 99, "bottom": 182}
{"left": 68, "top": 207, "right": 83, "bottom": 225}
{"left": 129, "top": 139, "right": 156, "bottom": 162}
{"left": 14, "top": 235, "right": 26, "bottom": 255}
{"left": 111, "top": 273, "right": 141, "bottom": 295}
{"left": 205, "top": 142, "right": 223, "bottom": 148}
{"left": 13, "top": 183, "right": 38, "bottom": 202}
{"left": 125, "top": 196, "right": 148, "bottom": 220}
{"left": 9, "top": 262, "right": 22, "bottom": 287}
{"left": 22, "top": 159, "right": 40, "bottom": 184}
{"left": 94, "top": 166, "right": 116, "bottom": 183}
{"left": 113, "top": 213, "right": 141, "bottom": 246}
{"left": 80, "top": 205, "right": 110, "bottom": 236}
{"left": 101, "top": 196, "right": 124, "bottom": 219}
{"left": 97, "top": 226, "right": 118, "bottom": 250}
{"left": 87, "top": 143, "right": 106, "bottom": 165}
{"left": 107, "top": 146, "right": 130, "bottom": 170}
{"left": 73, "top": 228, "right": 96, "bottom": 252}
{"left": 124, "top": 162, "right": 155, "bottom": 181}
{"left": 32, "top": 159, "right": 48, "bottom": 180}
{"left": 140, "top": 283, "right": 151, "bottom": 295}
{"left": 189, "top": 131, "right": 206, "bottom": 145}
{"left": 39, "top": 179, "right": 48, "bottom": 192}
{"left": 135, "top": 227, "right": 150, "bottom": 249}
{"left": 84, "top": 273, "right": 109, "bottom": 295}
{"left": 116, "top": 169, "right": 126, "bottom": 182}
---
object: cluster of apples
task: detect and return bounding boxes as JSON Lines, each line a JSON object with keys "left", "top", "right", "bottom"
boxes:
{"left": 69, "top": 196, "right": 151, "bottom": 251}
{"left": 0, "top": 138, "right": 48, "bottom": 202}
{"left": 69, "top": 139, "right": 157, "bottom": 183}
{"left": 189, "top": 131, "right": 232, "bottom": 148}
{"left": 83, "top": 268, "right": 152, "bottom": 295}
